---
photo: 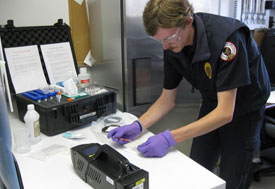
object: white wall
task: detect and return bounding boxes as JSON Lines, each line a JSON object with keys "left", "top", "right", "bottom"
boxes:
{"left": 219, "top": 0, "right": 237, "bottom": 18}
{"left": 189, "top": 0, "right": 221, "bottom": 15}
{"left": 0, "top": 0, "right": 69, "bottom": 26}
{"left": 0, "top": 0, "right": 229, "bottom": 27}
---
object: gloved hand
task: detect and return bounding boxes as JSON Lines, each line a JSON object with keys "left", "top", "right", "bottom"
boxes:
{"left": 107, "top": 122, "right": 141, "bottom": 144}
{"left": 137, "top": 129, "right": 176, "bottom": 157}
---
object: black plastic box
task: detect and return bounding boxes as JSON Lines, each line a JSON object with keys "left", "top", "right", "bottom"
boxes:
{"left": 0, "top": 20, "right": 117, "bottom": 136}
{"left": 16, "top": 89, "right": 117, "bottom": 136}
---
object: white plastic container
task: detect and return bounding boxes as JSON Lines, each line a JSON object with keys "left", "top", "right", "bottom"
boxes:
{"left": 78, "top": 67, "right": 90, "bottom": 88}
{"left": 24, "top": 104, "right": 41, "bottom": 144}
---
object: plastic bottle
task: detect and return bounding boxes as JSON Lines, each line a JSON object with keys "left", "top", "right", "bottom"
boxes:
{"left": 78, "top": 67, "right": 90, "bottom": 89}
{"left": 24, "top": 104, "right": 41, "bottom": 144}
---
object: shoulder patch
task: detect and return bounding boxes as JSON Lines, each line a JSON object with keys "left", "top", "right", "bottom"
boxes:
{"left": 220, "top": 41, "right": 237, "bottom": 61}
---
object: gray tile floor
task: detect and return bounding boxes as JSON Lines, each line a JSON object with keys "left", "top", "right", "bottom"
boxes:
{"left": 249, "top": 176, "right": 275, "bottom": 189}
{"left": 147, "top": 103, "right": 275, "bottom": 189}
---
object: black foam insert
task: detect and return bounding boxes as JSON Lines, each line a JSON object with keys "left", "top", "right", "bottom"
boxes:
{"left": 0, "top": 20, "right": 78, "bottom": 92}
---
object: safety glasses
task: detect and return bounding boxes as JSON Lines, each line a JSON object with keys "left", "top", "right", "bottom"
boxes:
{"left": 156, "top": 27, "right": 182, "bottom": 45}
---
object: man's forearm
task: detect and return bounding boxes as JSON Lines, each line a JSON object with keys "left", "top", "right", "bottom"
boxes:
{"left": 171, "top": 89, "right": 237, "bottom": 143}
{"left": 138, "top": 88, "right": 178, "bottom": 130}
{"left": 171, "top": 106, "right": 233, "bottom": 143}
{"left": 138, "top": 97, "right": 175, "bottom": 129}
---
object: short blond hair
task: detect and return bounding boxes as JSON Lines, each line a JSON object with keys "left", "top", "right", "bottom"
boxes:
{"left": 143, "top": 0, "right": 194, "bottom": 36}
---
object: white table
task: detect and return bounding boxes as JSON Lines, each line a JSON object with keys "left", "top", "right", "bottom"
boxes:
{"left": 9, "top": 111, "right": 226, "bottom": 189}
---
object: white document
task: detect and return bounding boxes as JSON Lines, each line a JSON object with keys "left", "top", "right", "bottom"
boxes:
{"left": 40, "top": 42, "right": 77, "bottom": 84}
{"left": 4, "top": 45, "right": 48, "bottom": 94}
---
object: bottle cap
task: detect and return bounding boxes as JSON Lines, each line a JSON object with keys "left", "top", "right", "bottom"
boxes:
{"left": 27, "top": 104, "right": 34, "bottom": 110}
{"left": 80, "top": 67, "right": 87, "bottom": 74}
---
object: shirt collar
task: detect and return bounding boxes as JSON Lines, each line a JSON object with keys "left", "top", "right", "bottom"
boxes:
{"left": 191, "top": 14, "right": 211, "bottom": 64}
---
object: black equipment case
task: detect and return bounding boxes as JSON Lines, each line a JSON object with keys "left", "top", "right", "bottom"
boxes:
{"left": 0, "top": 20, "right": 117, "bottom": 136}
{"left": 71, "top": 143, "right": 149, "bottom": 189}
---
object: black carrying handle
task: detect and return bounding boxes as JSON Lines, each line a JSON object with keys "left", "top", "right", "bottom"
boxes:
{"left": 6, "top": 20, "right": 15, "bottom": 29}
{"left": 93, "top": 144, "right": 131, "bottom": 175}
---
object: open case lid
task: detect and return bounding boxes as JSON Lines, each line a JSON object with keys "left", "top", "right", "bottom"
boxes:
{"left": 0, "top": 19, "right": 79, "bottom": 94}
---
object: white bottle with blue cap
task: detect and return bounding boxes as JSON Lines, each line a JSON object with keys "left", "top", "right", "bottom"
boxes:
{"left": 24, "top": 104, "right": 41, "bottom": 144}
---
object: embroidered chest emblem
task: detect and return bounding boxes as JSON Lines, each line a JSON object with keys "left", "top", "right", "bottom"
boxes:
{"left": 220, "top": 41, "right": 237, "bottom": 61}
{"left": 204, "top": 62, "right": 212, "bottom": 79}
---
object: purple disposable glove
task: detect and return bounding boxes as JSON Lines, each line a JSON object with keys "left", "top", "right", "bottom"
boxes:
{"left": 137, "top": 129, "right": 176, "bottom": 157}
{"left": 107, "top": 122, "right": 141, "bottom": 144}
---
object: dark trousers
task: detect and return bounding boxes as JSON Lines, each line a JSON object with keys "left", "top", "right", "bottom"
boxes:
{"left": 190, "top": 108, "right": 265, "bottom": 189}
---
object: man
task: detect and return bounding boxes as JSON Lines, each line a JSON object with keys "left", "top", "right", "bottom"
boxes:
{"left": 108, "top": 0, "right": 270, "bottom": 188}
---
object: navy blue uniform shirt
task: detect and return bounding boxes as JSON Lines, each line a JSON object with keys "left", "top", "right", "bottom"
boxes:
{"left": 163, "top": 13, "right": 270, "bottom": 118}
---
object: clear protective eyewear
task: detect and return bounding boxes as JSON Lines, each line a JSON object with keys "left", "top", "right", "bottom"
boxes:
{"left": 157, "top": 28, "right": 182, "bottom": 45}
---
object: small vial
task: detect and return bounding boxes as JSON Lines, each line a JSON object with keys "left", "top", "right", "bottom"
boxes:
{"left": 56, "top": 91, "right": 62, "bottom": 102}
{"left": 37, "top": 97, "right": 41, "bottom": 103}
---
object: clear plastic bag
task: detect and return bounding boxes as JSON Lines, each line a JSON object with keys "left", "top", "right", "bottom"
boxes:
{"left": 29, "top": 144, "right": 67, "bottom": 161}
